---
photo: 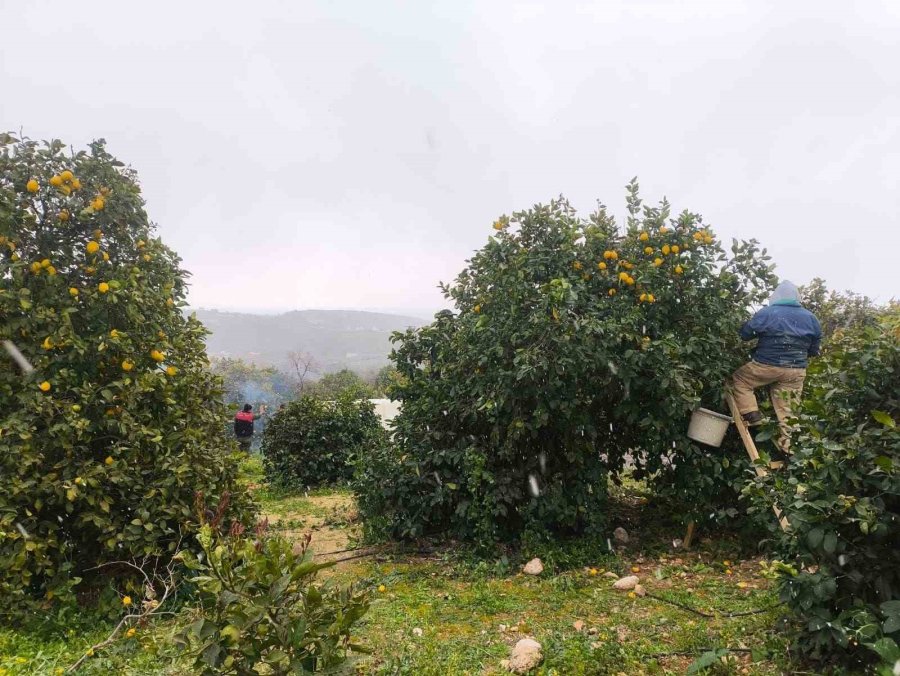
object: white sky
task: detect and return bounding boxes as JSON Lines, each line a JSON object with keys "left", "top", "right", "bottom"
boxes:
{"left": 3, "top": 0, "right": 898, "bottom": 315}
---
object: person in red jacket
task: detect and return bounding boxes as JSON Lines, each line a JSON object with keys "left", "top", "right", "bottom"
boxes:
{"left": 234, "top": 403, "right": 263, "bottom": 452}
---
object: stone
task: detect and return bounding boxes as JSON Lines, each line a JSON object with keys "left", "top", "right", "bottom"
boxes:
{"left": 634, "top": 584, "right": 647, "bottom": 597}
{"left": 523, "top": 558, "right": 544, "bottom": 576}
{"left": 612, "top": 575, "right": 639, "bottom": 591}
{"left": 602, "top": 571, "right": 619, "bottom": 579}
{"left": 508, "top": 638, "right": 543, "bottom": 674}
{"left": 613, "top": 527, "right": 630, "bottom": 544}
{"left": 573, "top": 620, "right": 585, "bottom": 632}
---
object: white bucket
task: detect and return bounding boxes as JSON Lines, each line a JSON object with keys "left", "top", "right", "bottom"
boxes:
{"left": 687, "top": 408, "right": 733, "bottom": 447}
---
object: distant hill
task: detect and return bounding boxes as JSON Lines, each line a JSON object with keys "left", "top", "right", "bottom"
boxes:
{"left": 191, "top": 308, "right": 428, "bottom": 374}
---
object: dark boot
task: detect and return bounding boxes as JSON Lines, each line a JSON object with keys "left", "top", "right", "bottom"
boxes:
{"left": 742, "top": 410, "right": 763, "bottom": 426}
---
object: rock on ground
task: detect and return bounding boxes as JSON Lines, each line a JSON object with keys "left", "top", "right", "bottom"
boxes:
{"left": 613, "top": 527, "right": 630, "bottom": 544}
{"left": 507, "top": 638, "right": 543, "bottom": 674}
{"left": 612, "top": 575, "right": 640, "bottom": 591}
{"left": 635, "top": 584, "right": 647, "bottom": 597}
{"left": 523, "top": 558, "right": 544, "bottom": 576}
{"left": 602, "top": 571, "right": 619, "bottom": 579}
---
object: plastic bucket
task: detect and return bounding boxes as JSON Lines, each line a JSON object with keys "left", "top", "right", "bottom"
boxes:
{"left": 687, "top": 408, "right": 733, "bottom": 447}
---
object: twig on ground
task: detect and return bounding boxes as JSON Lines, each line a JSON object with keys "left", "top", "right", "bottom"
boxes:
{"left": 66, "top": 550, "right": 180, "bottom": 673}
{"left": 644, "top": 592, "right": 781, "bottom": 619}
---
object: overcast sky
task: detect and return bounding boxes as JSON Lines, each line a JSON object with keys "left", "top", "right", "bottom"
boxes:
{"left": 3, "top": 0, "right": 898, "bottom": 316}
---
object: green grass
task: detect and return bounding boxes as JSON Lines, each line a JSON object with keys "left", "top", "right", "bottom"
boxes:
{"left": 1, "top": 481, "right": 801, "bottom": 675}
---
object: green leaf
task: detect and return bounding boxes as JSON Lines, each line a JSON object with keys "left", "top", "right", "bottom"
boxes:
{"left": 806, "top": 527, "right": 824, "bottom": 550}
{"left": 872, "top": 410, "right": 896, "bottom": 428}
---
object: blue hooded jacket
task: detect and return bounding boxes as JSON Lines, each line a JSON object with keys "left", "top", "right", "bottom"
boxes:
{"left": 740, "top": 281, "right": 822, "bottom": 369}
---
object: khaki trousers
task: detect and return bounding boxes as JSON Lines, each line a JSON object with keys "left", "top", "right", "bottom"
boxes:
{"left": 729, "top": 361, "right": 806, "bottom": 453}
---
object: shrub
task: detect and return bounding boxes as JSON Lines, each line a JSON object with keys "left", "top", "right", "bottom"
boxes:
{"left": 751, "top": 309, "right": 899, "bottom": 667}
{"left": 177, "top": 525, "right": 370, "bottom": 674}
{"left": 0, "top": 134, "right": 255, "bottom": 617}
{"left": 262, "top": 395, "right": 384, "bottom": 489}
{"left": 355, "top": 183, "right": 777, "bottom": 543}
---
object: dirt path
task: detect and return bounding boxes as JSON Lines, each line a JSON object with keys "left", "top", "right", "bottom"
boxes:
{"left": 263, "top": 492, "right": 366, "bottom": 567}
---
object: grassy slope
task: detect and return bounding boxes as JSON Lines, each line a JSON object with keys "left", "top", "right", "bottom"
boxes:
{"left": 0, "top": 467, "right": 800, "bottom": 675}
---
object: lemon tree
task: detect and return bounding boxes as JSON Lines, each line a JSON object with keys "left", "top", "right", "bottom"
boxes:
{"left": 355, "top": 181, "right": 777, "bottom": 543}
{"left": 0, "top": 134, "right": 254, "bottom": 616}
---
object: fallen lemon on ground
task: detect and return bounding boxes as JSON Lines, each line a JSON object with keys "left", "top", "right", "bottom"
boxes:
{"left": 126, "top": 628, "right": 136, "bottom": 638}
{"left": 39, "top": 381, "right": 51, "bottom": 392}
{"left": 378, "top": 584, "right": 386, "bottom": 593}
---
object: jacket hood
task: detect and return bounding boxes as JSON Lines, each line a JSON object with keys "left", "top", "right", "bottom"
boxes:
{"left": 769, "top": 280, "right": 801, "bottom": 306}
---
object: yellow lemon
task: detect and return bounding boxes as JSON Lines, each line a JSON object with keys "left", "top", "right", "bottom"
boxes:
{"left": 693, "top": 231, "right": 703, "bottom": 241}
{"left": 39, "top": 381, "right": 51, "bottom": 392}
{"left": 378, "top": 584, "right": 386, "bottom": 593}
{"left": 638, "top": 232, "right": 649, "bottom": 242}
{"left": 150, "top": 349, "right": 165, "bottom": 362}
{"left": 647, "top": 294, "right": 655, "bottom": 303}
{"left": 653, "top": 258, "right": 663, "bottom": 267}
{"left": 639, "top": 293, "right": 648, "bottom": 302}
{"left": 85, "top": 266, "right": 95, "bottom": 274}
{"left": 86, "top": 241, "right": 100, "bottom": 255}
{"left": 71, "top": 178, "right": 82, "bottom": 190}
{"left": 723, "top": 560, "right": 731, "bottom": 566}
{"left": 625, "top": 276, "right": 635, "bottom": 286}
{"left": 166, "top": 365, "right": 178, "bottom": 376}
{"left": 126, "top": 628, "right": 136, "bottom": 638}
{"left": 608, "top": 288, "right": 616, "bottom": 296}
{"left": 60, "top": 170, "right": 74, "bottom": 182}
{"left": 659, "top": 226, "right": 669, "bottom": 234}
{"left": 628, "top": 591, "right": 636, "bottom": 599}
{"left": 91, "top": 196, "right": 105, "bottom": 211}
{"left": 725, "top": 569, "right": 733, "bottom": 576}
{"left": 137, "top": 239, "right": 146, "bottom": 248}
{"left": 143, "top": 254, "right": 151, "bottom": 262}
{"left": 74, "top": 477, "right": 83, "bottom": 485}
{"left": 98, "top": 282, "right": 110, "bottom": 293}
{"left": 492, "top": 220, "right": 504, "bottom": 230}
{"left": 573, "top": 261, "right": 582, "bottom": 271}
{"left": 105, "top": 456, "right": 114, "bottom": 465}
{"left": 26, "top": 179, "right": 39, "bottom": 192}
{"left": 71, "top": 404, "right": 81, "bottom": 412}
{"left": 30, "top": 261, "right": 42, "bottom": 274}
{"left": 597, "top": 261, "right": 607, "bottom": 270}
{"left": 42, "top": 336, "right": 53, "bottom": 350}
{"left": 618, "top": 271, "right": 629, "bottom": 281}
{"left": 671, "top": 245, "right": 680, "bottom": 254}
{"left": 102, "top": 252, "right": 110, "bottom": 261}
{"left": 50, "top": 175, "right": 63, "bottom": 187}
{"left": 674, "top": 265, "right": 683, "bottom": 274}
{"left": 85, "top": 648, "right": 94, "bottom": 657}
{"left": 58, "top": 209, "right": 69, "bottom": 221}
{"left": 631, "top": 566, "right": 640, "bottom": 573}
{"left": 122, "top": 360, "right": 134, "bottom": 371}
{"left": 589, "top": 568, "right": 598, "bottom": 576}
{"left": 46, "top": 265, "right": 57, "bottom": 276}
{"left": 40, "top": 258, "right": 51, "bottom": 268}
{"left": 473, "top": 304, "right": 481, "bottom": 313}
{"left": 60, "top": 185, "right": 71, "bottom": 196}
{"left": 122, "top": 595, "right": 132, "bottom": 606}
{"left": 662, "top": 244, "right": 671, "bottom": 255}
{"left": 644, "top": 246, "right": 653, "bottom": 255}
{"left": 737, "top": 581, "right": 748, "bottom": 589}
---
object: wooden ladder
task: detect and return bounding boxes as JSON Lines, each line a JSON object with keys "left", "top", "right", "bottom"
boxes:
{"left": 724, "top": 392, "right": 790, "bottom": 532}
{"left": 683, "top": 394, "right": 789, "bottom": 547}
